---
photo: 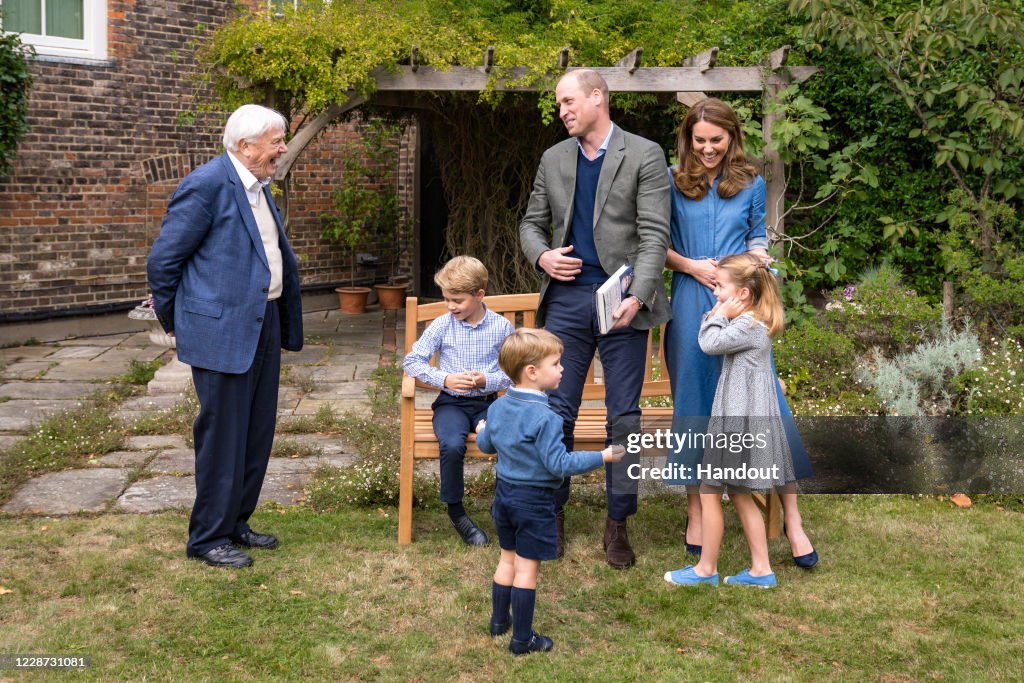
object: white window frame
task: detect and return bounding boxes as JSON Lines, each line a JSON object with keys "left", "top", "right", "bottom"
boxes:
{"left": 1, "top": 0, "right": 108, "bottom": 62}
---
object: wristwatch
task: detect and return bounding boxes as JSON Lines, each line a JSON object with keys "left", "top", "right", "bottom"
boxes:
{"left": 629, "top": 293, "right": 646, "bottom": 309}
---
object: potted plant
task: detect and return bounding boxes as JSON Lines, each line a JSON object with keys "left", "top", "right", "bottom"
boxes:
{"left": 321, "top": 120, "right": 408, "bottom": 313}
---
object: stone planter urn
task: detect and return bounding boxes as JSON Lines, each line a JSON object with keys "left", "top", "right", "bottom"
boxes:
{"left": 128, "top": 305, "right": 176, "bottom": 348}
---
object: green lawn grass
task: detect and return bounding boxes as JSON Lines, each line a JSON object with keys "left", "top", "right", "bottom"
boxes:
{"left": 1, "top": 495, "right": 1021, "bottom": 681}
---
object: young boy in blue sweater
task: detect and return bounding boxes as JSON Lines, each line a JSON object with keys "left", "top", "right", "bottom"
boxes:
{"left": 403, "top": 256, "right": 514, "bottom": 545}
{"left": 476, "top": 328, "right": 625, "bottom": 655}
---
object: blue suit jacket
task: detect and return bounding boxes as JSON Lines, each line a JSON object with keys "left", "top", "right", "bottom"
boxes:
{"left": 147, "top": 153, "right": 303, "bottom": 374}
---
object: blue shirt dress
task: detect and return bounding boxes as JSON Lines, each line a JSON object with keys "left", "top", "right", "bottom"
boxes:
{"left": 663, "top": 170, "right": 812, "bottom": 482}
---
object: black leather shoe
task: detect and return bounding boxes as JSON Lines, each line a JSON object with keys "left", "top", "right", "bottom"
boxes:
{"left": 188, "top": 544, "right": 253, "bottom": 568}
{"left": 451, "top": 514, "right": 489, "bottom": 546}
{"left": 509, "top": 632, "right": 554, "bottom": 656}
{"left": 230, "top": 530, "right": 279, "bottom": 549}
{"left": 489, "top": 619, "right": 511, "bottom": 636}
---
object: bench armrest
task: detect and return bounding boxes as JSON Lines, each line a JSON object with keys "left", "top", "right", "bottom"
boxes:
{"left": 401, "top": 374, "right": 417, "bottom": 399}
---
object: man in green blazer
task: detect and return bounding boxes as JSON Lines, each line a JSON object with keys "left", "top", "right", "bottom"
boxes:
{"left": 520, "top": 69, "right": 671, "bottom": 568}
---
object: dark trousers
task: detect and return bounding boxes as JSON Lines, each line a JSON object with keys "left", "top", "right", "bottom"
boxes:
{"left": 432, "top": 391, "right": 495, "bottom": 505}
{"left": 543, "top": 282, "right": 647, "bottom": 520}
{"left": 187, "top": 300, "right": 281, "bottom": 556}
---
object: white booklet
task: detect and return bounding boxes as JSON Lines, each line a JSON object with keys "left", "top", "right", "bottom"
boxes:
{"left": 595, "top": 264, "right": 633, "bottom": 334}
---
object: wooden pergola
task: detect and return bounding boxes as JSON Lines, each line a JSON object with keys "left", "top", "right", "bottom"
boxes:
{"left": 272, "top": 45, "right": 819, "bottom": 241}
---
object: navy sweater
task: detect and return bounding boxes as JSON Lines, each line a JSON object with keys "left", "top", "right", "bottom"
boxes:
{"left": 476, "top": 387, "right": 605, "bottom": 488}
{"left": 567, "top": 151, "right": 607, "bottom": 285}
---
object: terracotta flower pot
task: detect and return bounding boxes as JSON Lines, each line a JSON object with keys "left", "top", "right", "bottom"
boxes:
{"left": 336, "top": 286, "right": 371, "bottom": 314}
{"left": 374, "top": 283, "right": 407, "bottom": 309}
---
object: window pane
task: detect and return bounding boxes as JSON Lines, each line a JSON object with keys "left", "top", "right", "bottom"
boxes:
{"left": 3, "top": 0, "right": 43, "bottom": 34}
{"left": 46, "top": 0, "right": 83, "bottom": 39}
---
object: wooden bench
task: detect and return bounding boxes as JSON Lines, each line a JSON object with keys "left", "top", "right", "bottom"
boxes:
{"left": 397, "top": 292, "right": 780, "bottom": 544}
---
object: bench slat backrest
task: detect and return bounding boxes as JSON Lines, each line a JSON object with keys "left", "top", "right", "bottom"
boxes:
{"left": 404, "top": 294, "right": 667, "bottom": 397}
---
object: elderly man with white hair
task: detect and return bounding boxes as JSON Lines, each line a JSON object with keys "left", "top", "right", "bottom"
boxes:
{"left": 148, "top": 104, "right": 304, "bottom": 568}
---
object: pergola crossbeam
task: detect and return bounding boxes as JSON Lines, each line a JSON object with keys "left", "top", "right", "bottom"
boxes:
{"left": 271, "top": 48, "right": 821, "bottom": 247}
{"left": 368, "top": 65, "right": 817, "bottom": 93}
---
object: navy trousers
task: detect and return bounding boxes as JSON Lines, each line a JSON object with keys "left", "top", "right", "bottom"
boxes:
{"left": 432, "top": 391, "right": 495, "bottom": 504}
{"left": 543, "top": 282, "right": 647, "bottom": 520}
{"left": 187, "top": 300, "right": 281, "bottom": 556}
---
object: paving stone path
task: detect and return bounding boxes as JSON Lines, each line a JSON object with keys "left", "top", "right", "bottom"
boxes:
{"left": 0, "top": 305, "right": 442, "bottom": 517}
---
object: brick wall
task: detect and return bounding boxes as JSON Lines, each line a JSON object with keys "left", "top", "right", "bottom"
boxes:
{"left": 0, "top": 1, "right": 411, "bottom": 320}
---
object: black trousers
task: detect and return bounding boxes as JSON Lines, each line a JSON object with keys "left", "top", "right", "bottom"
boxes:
{"left": 187, "top": 300, "right": 281, "bottom": 556}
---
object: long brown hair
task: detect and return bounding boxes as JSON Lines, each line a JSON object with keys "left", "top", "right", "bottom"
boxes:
{"left": 716, "top": 253, "right": 784, "bottom": 337}
{"left": 672, "top": 98, "right": 758, "bottom": 201}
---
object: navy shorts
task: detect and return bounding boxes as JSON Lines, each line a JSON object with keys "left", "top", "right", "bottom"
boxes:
{"left": 491, "top": 479, "right": 558, "bottom": 561}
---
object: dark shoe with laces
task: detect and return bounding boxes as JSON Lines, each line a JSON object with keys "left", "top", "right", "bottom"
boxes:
{"left": 451, "top": 514, "right": 489, "bottom": 546}
{"left": 555, "top": 509, "right": 566, "bottom": 559}
{"left": 188, "top": 543, "right": 253, "bottom": 568}
{"left": 603, "top": 517, "right": 636, "bottom": 569}
{"left": 509, "top": 632, "right": 554, "bottom": 656}
{"left": 230, "top": 530, "right": 279, "bottom": 550}
{"left": 489, "top": 619, "right": 511, "bottom": 636}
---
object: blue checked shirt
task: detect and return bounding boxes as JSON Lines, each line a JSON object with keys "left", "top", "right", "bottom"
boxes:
{"left": 402, "top": 306, "right": 514, "bottom": 397}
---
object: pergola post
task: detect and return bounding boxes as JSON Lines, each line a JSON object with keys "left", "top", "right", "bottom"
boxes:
{"left": 762, "top": 46, "right": 791, "bottom": 242}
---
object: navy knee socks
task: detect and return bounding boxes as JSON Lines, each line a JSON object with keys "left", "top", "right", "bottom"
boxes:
{"left": 510, "top": 587, "right": 537, "bottom": 642}
{"left": 491, "top": 582, "right": 511, "bottom": 624}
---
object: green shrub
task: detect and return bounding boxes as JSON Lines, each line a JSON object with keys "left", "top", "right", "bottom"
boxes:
{"left": 825, "top": 263, "right": 943, "bottom": 354}
{"left": 305, "top": 459, "right": 435, "bottom": 510}
{"left": 773, "top": 319, "right": 857, "bottom": 400}
{"left": 952, "top": 338, "right": 1024, "bottom": 416}
{"left": 938, "top": 191, "right": 1024, "bottom": 341}
{"left": 857, "top": 325, "right": 981, "bottom": 416}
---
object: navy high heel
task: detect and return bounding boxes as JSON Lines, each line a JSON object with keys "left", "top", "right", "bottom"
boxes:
{"left": 784, "top": 522, "right": 818, "bottom": 569}
{"left": 683, "top": 517, "right": 702, "bottom": 557}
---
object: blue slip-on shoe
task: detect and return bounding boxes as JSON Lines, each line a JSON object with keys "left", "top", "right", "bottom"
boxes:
{"left": 723, "top": 568, "right": 777, "bottom": 588}
{"left": 664, "top": 565, "right": 719, "bottom": 587}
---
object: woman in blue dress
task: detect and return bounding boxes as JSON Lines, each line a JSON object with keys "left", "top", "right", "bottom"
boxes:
{"left": 663, "top": 98, "right": 817, "bottom": 568}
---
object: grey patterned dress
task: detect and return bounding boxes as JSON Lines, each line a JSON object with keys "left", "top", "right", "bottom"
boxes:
{"left": 697, "top": 312, "right": 796, "bottom": 489}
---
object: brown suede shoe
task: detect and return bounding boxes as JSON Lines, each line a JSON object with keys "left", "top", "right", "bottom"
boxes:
{"left": 555, "top": 509, "right": 566, "bottom": 559}
{"left": 603, "top": 517, "right": 636, "bottom": 569}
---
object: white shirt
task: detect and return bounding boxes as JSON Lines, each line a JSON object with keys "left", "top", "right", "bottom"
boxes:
{"left": 227, "top": 151, "right": 270, "bottom": 207}
{"left": 227, "top": 151, "right": 283, "bottom": 300}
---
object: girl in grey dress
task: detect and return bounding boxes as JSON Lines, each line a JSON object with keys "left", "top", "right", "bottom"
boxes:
{"left": 664, "top": 253, "right": 795, "bottom": 588}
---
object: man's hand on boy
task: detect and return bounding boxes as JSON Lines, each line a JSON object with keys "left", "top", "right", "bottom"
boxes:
{"left": 476, "top": 419, "right": 486, "bottom": 433}
{"left": 602, "top": 444, "right": 626, "bottom": 462}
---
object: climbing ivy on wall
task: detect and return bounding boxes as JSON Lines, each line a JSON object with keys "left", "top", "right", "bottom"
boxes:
{"left": 0, "top": 32, "right": 33, "bottom": 176}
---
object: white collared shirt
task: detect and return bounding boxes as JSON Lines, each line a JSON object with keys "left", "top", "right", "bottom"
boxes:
{"left": 227, "top": 150, "right": 283, "bottom": 300}
{"left": 227, "top": 151, "right": 270, "bottom": 207}
{"left": 576, "top": 122, "right": 615, "bottom": 160}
